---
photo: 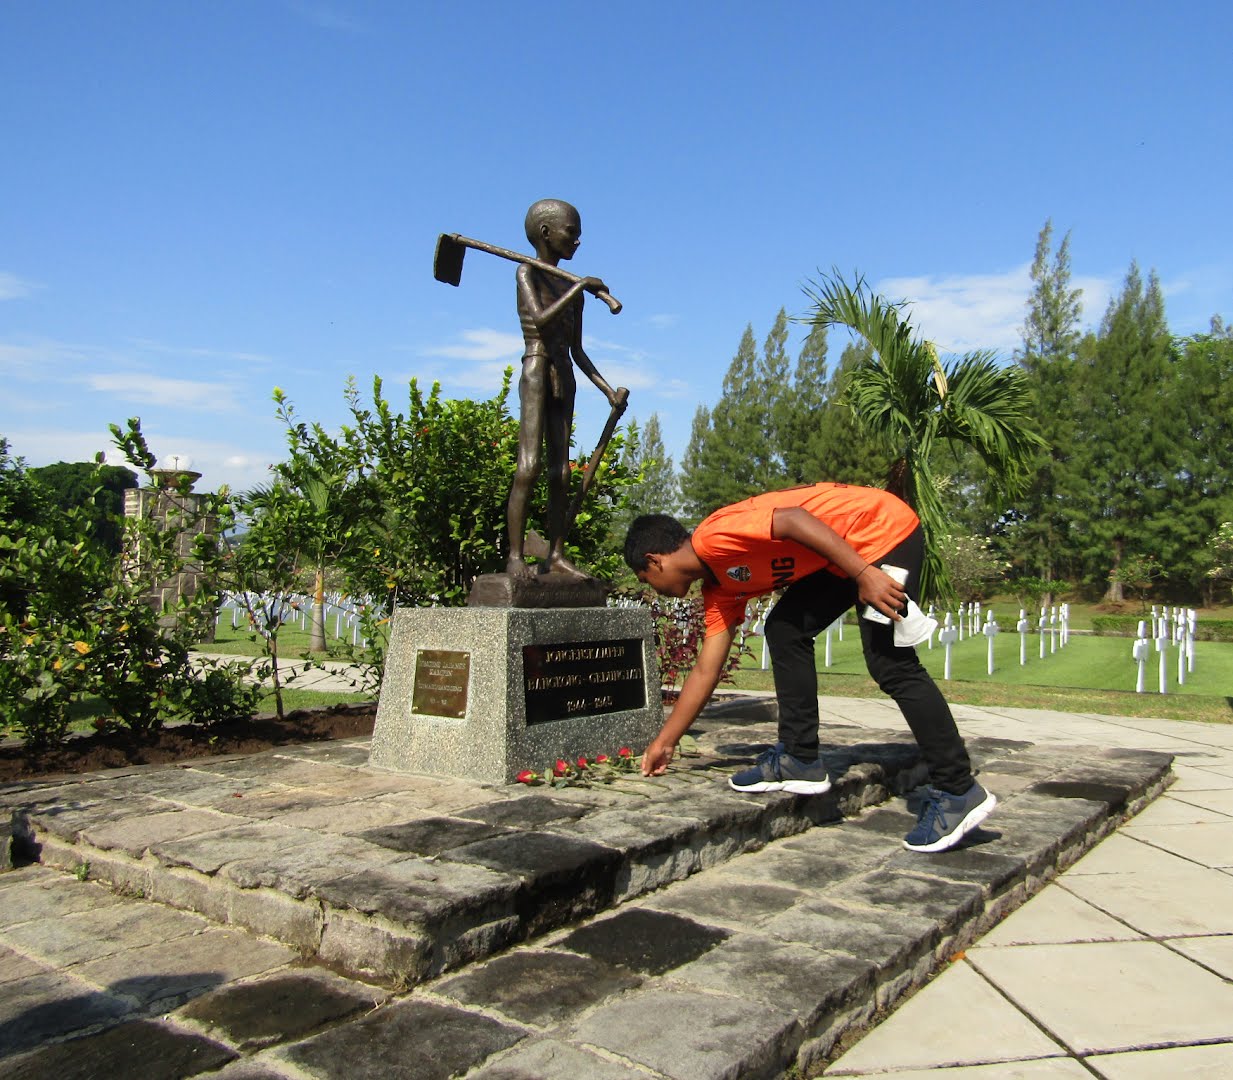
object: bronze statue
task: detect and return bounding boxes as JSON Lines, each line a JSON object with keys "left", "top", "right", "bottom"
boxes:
{"left": 434, "top": 199, "right": 628, "bottom": 588}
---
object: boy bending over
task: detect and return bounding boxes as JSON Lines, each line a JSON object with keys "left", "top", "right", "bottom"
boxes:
{"left": 624, "top": 482, "right": 995, "bottom": 853}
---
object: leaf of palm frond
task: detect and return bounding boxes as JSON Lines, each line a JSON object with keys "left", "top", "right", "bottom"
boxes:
{"left": 801, "top": 273, "right": 917, "bottom": 371}
{"left": 938, "top": 354, "right": 1047, "bottom": 495}
{"left": 906, "top": 456, "right": 953, "bottom": 603}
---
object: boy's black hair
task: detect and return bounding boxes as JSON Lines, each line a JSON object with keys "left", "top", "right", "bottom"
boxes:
{"left": 624, "top": 513, "right": 690, "bottom": 571}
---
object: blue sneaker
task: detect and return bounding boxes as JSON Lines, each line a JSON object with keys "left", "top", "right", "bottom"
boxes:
{"left": 729, "top": 744, "right": 831, "bottom": 795}
{"left": 903, "top": 782, "right": 997, "bottom": 852}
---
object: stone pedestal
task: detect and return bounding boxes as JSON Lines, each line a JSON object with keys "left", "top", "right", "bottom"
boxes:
{"left": 369, "top": 606, "right": 663, "bottom": 785}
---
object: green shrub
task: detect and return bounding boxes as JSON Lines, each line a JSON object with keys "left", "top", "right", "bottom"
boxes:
{"left": 0, "top": 427, "right": 260, "bottom": 753}
{"left": 1091, "top": 614, "right": 1233, "bottom": 642}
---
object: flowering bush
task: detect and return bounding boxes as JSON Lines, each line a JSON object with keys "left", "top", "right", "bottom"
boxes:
{"left": 645, "top": 594, "right": 753, "bottom": 692}
{"left": 517, "top": 746, "right": 637, "bottom": 787}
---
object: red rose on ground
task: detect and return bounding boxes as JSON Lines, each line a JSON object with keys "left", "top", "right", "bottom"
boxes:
{"left": 596, "top": 754, "right": 609, "bottom": 764}
{"left": 617, "top": 747, "right": 632, "bottom": 758}
{"left": 516, "top": 770, "right": 536, "bottom": 784}
{"left": 577, "top": 756, "right": 589, "bottom": 769}
{"left": 554, "top": 759, "right": 569, "bottom": 776}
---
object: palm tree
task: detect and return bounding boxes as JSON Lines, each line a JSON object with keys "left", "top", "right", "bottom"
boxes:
{"left": 801, "top": 272, "right": 1046, "bottom": 600}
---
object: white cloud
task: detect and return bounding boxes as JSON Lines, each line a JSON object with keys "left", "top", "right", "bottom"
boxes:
{"left": 3, "top": 428, "right": 117, "bottom": 466}
{"left": 411, "top": 327, "right": 692, "bottom": 401}
{"left": 88, "top": 373, "right": 241, "bottom": 411}
{"left": 876, "top": 266, "right": 1114, "bottom": 354}
{"left": 646, "top": 313, "right": 678, "bottom": 329}
{"left": 0, "top": 272, "right": 38, "bottom": 301}
{"left": 423, "top": 328, "right": 524, "bottom": 362}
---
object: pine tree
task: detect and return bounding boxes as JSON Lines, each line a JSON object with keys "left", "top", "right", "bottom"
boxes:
{"left": 678, "top": 325, "right": 769, "bottom": 517}
{"left": 1068, "top": 263, "right": 1179, "bottom": 601}
{"left": 779, "top": 322, "right": 830, "bottom": 483}
{"left": 617, "top": 412, "right": 680, "bottom": 526}
{"left": 678, "top": 403, "right": 716, "bottom": 522}
{"left": 752, "top": 309, "right": 791, "bottom": 490}
{"left": 805, "top": 341, "right": 887, "bottom": 487}
{"left": 1168, "top": 321, "right": 1233, "bottom": 595}
{"left": 1009, "top": 220, "right": 1084, "bottom": 592}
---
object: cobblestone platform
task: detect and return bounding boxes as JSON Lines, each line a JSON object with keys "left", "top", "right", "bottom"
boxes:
{"left": 1, "top": 696, "right": 1174, "bottom": 1078}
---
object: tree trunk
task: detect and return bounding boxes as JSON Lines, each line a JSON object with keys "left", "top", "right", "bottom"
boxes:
{"left": 885, "top": 457, "right": 911, "bottom": 504}
{"left": 310, "top": 565, "right": 327, "bottom": 653}
{"left": 1103, "top": 540, "right": 1125, "bottom": 604}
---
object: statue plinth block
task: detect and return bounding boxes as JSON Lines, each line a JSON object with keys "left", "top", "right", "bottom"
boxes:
{"left": 467, "top": 572, "right": 608, "bottom": 609}
{"left": 369, "top": 606, "right": 663, "bottom": 784}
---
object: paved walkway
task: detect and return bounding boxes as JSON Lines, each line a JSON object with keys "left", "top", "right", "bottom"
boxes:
{"left": 191, "top": 651, "right": 369, "bottom": 696}
{"left": 1, "top": 695, "right": 1230, "bottom": 1078}
{"left": 822, "top": 700, "right": 1233, "bottom": 1079}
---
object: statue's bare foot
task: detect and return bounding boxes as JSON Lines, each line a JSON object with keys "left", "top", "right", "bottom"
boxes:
{"left": 506, "top": 556, "right": 537, "bottom": 580}
{"left": 544, "top": 553, "right": 593, "bottom": 581}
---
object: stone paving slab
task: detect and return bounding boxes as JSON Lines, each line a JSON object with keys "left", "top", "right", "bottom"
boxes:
{"left": 5, "top": 717, "right": 951, "bottom": 987}
{"left": 0, "top": 698, "right": 1176, "bottom": 1078}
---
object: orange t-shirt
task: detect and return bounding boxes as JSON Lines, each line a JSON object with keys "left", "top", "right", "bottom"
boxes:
{"left": 694, "top": 483, "right": 918, "bottom": 637}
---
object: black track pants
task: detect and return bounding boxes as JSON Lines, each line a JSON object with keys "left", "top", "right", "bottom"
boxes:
{"left": 762, "top": 526, "right": 974, "bottom": 794}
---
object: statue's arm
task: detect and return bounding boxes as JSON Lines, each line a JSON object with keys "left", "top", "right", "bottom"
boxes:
{"left": 570, "top": 299, "right": 622, "bottom": 406}
{"left": 516, "top": 263, "right": 587, "bottom": 330}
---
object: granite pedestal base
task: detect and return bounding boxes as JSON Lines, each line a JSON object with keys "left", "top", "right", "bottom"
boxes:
{"left": 369, "top": 606, "right": 663, "bottom": 784}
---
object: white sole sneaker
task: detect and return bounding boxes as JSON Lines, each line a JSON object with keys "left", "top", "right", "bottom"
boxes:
{"left": 728, "top": 776, "right": 832, "bottom": 795}
{"left": 903, "top": 790, "right": 998, "bottom": 853}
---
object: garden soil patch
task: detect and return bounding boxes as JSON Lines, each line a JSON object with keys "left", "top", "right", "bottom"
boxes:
{"left": 0, "top": 705, "right": 378, "bottom": 783}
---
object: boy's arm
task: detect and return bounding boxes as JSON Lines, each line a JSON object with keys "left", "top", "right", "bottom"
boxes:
{"left": 772, "top": 506, "right": 907, "bottom": 619}
{"left": 641, "top": 624, "right": 735, "bottom": 776}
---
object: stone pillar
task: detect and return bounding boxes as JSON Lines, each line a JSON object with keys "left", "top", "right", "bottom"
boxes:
{"left": 123, "top": 469, "right": 217, "bottom": 641}
{"left": 370, "top": 605, "right": 663, "bottom": 784}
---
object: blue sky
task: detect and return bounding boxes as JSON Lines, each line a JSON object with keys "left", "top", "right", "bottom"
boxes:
{"left": 3, "top": 1, "right": 1230, "bottom": 493}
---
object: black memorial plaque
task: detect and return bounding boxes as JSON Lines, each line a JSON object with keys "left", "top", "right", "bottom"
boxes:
{"left": 411, "top": 649, "right": 471, "bottom": 718}
{"left": 523, "top": 638, "right": 645, "bottom": 724}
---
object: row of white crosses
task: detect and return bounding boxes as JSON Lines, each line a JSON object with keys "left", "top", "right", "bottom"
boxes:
{"left": 215, "top": 591, "right": 373, "bottom": 646}
{"left": 931, "top": 603, "right": 1072, "bottom": 679}
{"left": 933, "top": 610, "right": 998, "bottom": 679}
{"left": 1132, "top": 607, "right": 1197, "bottom": 694}
{"left": 743, "top": 597, "right": 851, "bottom": 671}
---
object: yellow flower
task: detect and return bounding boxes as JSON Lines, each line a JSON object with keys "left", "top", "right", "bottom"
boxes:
{"left": 118, "top": 623, "right": 129, "bottom": 633}
{"left": 73, "top": 641, "right": 90, "bottom": 655}
{"left": 24, "top": 635, "right": 36, "bottom": 646}
{"left": 374, "top": 547, "right": 381, "bottom": 557}
{"left": 52, "top": 658, "right": 63, "bottom": 671}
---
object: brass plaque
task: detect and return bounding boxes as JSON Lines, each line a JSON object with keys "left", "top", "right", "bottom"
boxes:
{"left": 523, "top": 638, "right": 645, "bottom": 725}
{"left": 411, "top": 649, "right": 470, "bottom": 718}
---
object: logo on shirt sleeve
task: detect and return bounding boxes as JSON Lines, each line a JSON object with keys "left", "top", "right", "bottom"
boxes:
{"left": 725, "top": 565, "right": 752, "bottom": 583}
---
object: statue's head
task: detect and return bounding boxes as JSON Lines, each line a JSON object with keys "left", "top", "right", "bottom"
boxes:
{"left": 525, "top": 199, "right": 581, "bottom": 260}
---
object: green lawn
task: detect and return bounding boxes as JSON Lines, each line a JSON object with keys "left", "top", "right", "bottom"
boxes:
{"left": 732, "top": 627, "right": 1233, "bottom": 725}
{"left": 201, "top": 624, "right": 385, "bottom": 660}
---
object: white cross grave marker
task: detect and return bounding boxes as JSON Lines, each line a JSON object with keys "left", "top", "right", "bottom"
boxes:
{"left": 983, "top": 609, "right": 999, "bottom": 675}
{"left": 1155, "top": 622, "right": 1170, "bottom": 694}
{"left": 1133, "top": 619, "right": 1151, "bottom": 693}
{"left": 1017, "top": 608, "right": 1030, "bottom": 666}
{"left": 938, "top": 614, "right": 959, "bottom": 680}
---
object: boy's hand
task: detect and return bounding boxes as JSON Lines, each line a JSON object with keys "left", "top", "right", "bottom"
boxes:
{"left": 581, "top": 276, "right": 608, "bottom": 296}
{"left": 641, "top": 737, "right": 675, "bottom": 776}
{"left": 857, "top": 565, "right": 907, "bottom": 620}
